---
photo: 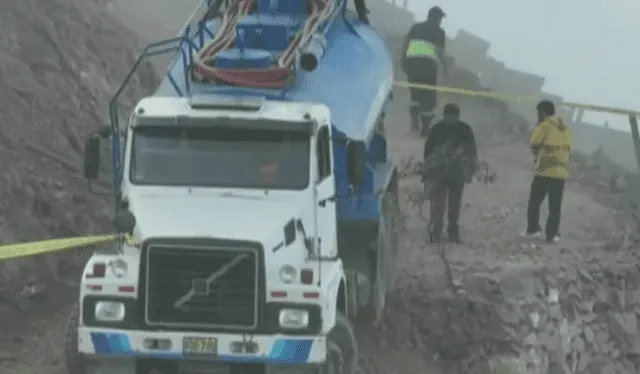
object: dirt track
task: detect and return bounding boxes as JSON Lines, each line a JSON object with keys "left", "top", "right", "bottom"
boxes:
{"left": 1, "top": 1, "right": 639, "bottom": 373}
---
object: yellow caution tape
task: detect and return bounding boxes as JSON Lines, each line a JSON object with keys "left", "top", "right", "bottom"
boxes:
{"left": 0, "top": 80, "right": 636, "bottom": 261}
{"left": 394, "top": 81, "right": 537, "bottom": 102}
{"left": 0, "top": 235, "right": 118, "bottom": 260}
{"left": 394, "top": 81, "right": 640, "bottom": 116}
{"left": 124, "top": 233, "right": 141, "bottom": 247}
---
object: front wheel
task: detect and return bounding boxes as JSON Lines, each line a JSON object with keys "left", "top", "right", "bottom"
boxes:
{"left": 320, "top": 313, "right": 358, "bottom": 374}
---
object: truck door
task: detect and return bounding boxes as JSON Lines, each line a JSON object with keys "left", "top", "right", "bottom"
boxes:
{"left": 315, "top": 125, "right": 337, "bottom": 257}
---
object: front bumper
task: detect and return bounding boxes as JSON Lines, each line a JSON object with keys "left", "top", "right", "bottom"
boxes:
{"left": 79, "top": 326, "right": 326, "bottom": 364}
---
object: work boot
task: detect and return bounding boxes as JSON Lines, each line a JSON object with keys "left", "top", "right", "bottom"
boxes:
{"left": 429, "top": 231, "right": 441, "bottom": 243}
{"left": 448, "top": 226, "right": 462, "bottom": 243}
{"left": 448, "top": 235, "right": 463, "bottom": 244}
{"left": 519, "top": 229, "right": 542, "bottom": 239}
{"left": 546, "top": 235, "right": 560, "bottom": 243}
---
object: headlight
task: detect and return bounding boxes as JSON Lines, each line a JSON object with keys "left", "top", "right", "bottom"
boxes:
{"left": 278, "top": 309, "right": 309, "bottom": 329}
{"left": 108, "top": 258, "right": 128, "bottom": 278}
{"left": 279, "top": 265, "right": 297, "bottom": 283}
{"left": 95, "top": 301, "right": 125, "bottom": 322}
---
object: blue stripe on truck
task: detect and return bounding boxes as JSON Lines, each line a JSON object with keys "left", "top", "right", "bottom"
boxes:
{"left": 90, "top": 332, "right": 314, "bottom": 363}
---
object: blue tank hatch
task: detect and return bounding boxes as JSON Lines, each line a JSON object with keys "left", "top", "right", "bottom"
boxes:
{"left": 156, "top": 0, "right": 393, "bottom": 145}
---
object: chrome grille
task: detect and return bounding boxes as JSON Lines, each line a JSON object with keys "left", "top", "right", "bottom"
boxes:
{"left": 144, "top": 244, "right": 258, "bottom": 329}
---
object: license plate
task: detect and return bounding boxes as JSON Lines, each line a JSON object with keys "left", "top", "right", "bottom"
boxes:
{"left": 183, "top": 337, "right": 218, "bottom": 355}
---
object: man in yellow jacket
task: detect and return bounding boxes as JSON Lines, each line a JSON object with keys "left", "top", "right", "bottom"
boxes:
{"left": 521, "top": 100, "right": 572, "bottom": 243}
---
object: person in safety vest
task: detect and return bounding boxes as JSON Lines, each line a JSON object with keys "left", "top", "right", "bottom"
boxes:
{"left": 422, "top": 103, "right": 477, "bottom": 243}
{"left": 520, "top": 100, "right": 573, "bottom": 243}
{"left": 402, "top": 5, "right": 449, "bottom": 135}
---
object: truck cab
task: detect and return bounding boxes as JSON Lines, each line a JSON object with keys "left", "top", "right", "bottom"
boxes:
{"left": 71, "top": 94, "right": 368, "bottom": 374}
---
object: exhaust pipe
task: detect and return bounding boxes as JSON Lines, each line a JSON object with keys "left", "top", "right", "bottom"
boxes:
{"left": 300, "top": 34, "right": 327, "bottom": 72}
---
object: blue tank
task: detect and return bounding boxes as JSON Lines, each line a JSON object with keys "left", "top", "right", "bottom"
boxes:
{"left": 110, "top": 0, "right": 396, "bottom": 225}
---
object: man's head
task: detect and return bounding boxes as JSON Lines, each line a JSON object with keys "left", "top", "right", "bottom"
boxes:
{"left": 536, "top": 100, "right": 555, "bottom": 122}
{"left": 443, "top": 103, "right": 460, "bottom": 124}
{"left": 427, "top": 6, "right": 445, "bottom": 26}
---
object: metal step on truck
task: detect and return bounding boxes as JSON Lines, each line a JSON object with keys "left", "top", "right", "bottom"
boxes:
{"left": 67, "top": 0, "right": 399, "bottom": 373}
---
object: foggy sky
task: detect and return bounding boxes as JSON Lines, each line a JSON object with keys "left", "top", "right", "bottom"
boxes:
{"left": 405, "top": 0, "right": 639, "bottom": 131}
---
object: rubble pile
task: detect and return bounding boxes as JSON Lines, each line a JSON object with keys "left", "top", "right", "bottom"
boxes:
{"left": 371, "top": 264, "right": 640, "bottom": 374}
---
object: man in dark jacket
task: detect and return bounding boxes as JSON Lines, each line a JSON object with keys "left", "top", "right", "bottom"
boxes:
{"left": 402, "top": 6, "right": 449, "bottom": 135}
{"left": 423, "top": 103, "right": 477, "bottom": 243}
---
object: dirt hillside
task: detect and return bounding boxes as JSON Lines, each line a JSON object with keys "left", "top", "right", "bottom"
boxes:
{"left": 358, "top": 90, "right": 640, "bottom": 374}
{"left": 1, "top": 1, "right": 639, "bottom": 374}
{"left": 0, "top": 0, "right": 157, "bottom": 372}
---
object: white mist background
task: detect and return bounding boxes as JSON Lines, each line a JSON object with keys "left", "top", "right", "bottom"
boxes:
{"left": 404, "top": 0, "right": 639, "bottom": 131}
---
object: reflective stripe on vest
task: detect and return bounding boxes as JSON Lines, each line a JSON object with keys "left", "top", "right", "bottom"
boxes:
{"left": 405, "top": 39, "right": 437, "bottom": 60}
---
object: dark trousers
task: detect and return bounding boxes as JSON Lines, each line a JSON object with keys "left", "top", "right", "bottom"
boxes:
{"left": 429, "top": 178, "right": 465, "bottom": 238}
{"left": 408, "top": 78, "right": 437, "bottom": 118}
{"left": 526, "top": 175, "right": 565, "bottom": 239}
{"left": 406, "top": 62, "right": 438, "bottom": 118}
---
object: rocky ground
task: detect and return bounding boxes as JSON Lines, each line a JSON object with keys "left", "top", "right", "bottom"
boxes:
{"left": 1, "top": 0, "right": 640, "bottom": 373}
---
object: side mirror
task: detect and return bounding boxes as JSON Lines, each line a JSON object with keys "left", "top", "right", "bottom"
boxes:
{"left": 114, "top": 210, "right": 136, "bottom": 235}
{"left": 346, "top": 140, "right": 366, "bottom": 186}
{"left": 83, "top": 134, "right": 102, "bottom": 180}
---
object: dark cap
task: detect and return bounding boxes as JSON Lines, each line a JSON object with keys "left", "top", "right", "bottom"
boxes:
{"left": 536, "top": 100, "right": 555, "bottom": 115}
{"left": 443, "top": 103, "right": 460, "bottom": 116}
{"left": 428, "top": 6, "right": 446, "bottom": 20}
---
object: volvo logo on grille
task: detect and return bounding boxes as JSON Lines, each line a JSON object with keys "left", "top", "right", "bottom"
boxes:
{"left": 173, "top": 253, "right": 249, "bottom": 309}
{"left": 192, "top": 278, "right": 209, "bottom": 296}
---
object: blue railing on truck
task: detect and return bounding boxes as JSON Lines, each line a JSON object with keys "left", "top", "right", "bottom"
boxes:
{"left": 108, "top": 36, "right": 198, "bottom": 195}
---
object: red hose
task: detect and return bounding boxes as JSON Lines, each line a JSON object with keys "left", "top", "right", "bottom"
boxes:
{"left": 193, "top": 0, "right": 334, "bottom": 88}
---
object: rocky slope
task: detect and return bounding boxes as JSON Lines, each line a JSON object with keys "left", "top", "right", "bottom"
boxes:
{"left": 0, "top": 1, "right": 157, "bottom": 370}
{"left": 1, "top": 1, "right": 639, "bottom": 374}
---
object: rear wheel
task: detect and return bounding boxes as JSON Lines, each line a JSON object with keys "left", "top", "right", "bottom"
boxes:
{"left": 385, "top": 175, "right": 400, "bottom": 290}
{"left": 360, "top": 186, "right": 396, "bottom": 324}
{"left": 320, "top": 313, "right": 357, "bottom": 374}
{"left": 65, "top": 303, "right": 86, "bottom": 374}
{"left": 371, "top": 210, "right": 390, "bottom": 322}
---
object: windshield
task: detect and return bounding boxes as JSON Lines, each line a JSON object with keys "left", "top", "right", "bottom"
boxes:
{"left": 130, "top": 126, "right": 310, "bottom": 189}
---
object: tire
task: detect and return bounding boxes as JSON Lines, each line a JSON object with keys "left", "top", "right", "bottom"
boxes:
{"left": 371, "top": 216, "right": 388, "bottom": 321}
{"left": 358, "top": 186, "right": 395, "bottom": 324}
{"left": 321, "top": 313, "right": 358, "bottom": 374}
{"left": 65, "top": 303, "right": 86, "bottom": 374}
{"left": 384, "top": 180, "right": 399, "bottom": 290}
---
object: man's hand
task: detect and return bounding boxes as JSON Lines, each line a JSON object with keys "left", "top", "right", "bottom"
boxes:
{"left": 465, "top": 158, "right": 478, "bottom": 184}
